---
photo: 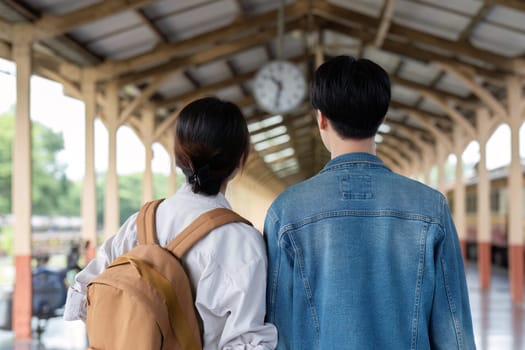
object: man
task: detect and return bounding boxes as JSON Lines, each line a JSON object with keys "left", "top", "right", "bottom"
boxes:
{"left": 264, "top": 55, "right": 476, "bottom": 349}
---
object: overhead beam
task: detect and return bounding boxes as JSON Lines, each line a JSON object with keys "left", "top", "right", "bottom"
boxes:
{"left": 313, "top": 2, "right": 520, "bottom": 75}
{"left": 32, "top": 0, "right": 153, "bottom": 40}
{"left": 436, "top": 62, "right": 508, "bottom": 120}
{"left": 96, "top": 1, "right": 308, "bottom": 80}
{"left": 374, "top": 0, "right": 396, "bottom": 47}
{"left": 117, "top": 21, "right": 302, "bottom": 86}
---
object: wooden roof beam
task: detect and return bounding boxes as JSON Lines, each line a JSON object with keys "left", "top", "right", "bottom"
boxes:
{"left": 374, "top": 0, "right": 397, "bottom": 48}
{"left": 418, "top": 91, "right": 477, "bottom": 139}
{"left": 436, "top": 62, "right": 508, "bottom": 121}
{"left": 32, "top": 0, "right": 153, "bottom": 40}
{"left": 96, "top": 1, "right": 308, "bottom": 80}
{"left": 313, "top": 2, "right": 520, "bottom": 75}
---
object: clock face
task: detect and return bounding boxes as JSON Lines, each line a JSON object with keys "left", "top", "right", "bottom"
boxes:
{"left": 253, "top": 60, "right": 307, "bottom": 115}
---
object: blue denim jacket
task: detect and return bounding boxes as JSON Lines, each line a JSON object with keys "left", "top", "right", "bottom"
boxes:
{"left": 264, "top": 153, "right": 476, "bottom": 350}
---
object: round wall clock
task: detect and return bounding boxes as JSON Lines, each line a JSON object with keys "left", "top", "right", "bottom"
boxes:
{"left": 252, "top": 60, "right": 307, "bottom": 115}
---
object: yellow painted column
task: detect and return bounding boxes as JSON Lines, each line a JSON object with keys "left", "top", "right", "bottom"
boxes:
{"left": 142, "top": 107, "right": 154, "bottom": 203}
{"left": 12, "top": 37, "right": 33, "bottom": 340}
{"left": 476, "top": 108, "right": 492, "bottom": 289}
{"left": 507, "top": 76, "right": 524, "bottom": 303}
{"left": 166, "top": 137, "right": 178, "bottom": 196}
{"left": 436, "top": 145, "right": 447, "bottom": 194}
{"left": 81, "top": 72, "right": 97, "bottom": 262}
{"left": 453, "top": 127, "right": 467, "bottom": 261}
{"left": 104, "top": 81, "right": 120, "bottom": 238}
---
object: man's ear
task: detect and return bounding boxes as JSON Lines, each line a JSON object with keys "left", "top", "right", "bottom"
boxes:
{"left": 317, "top": 110, "right": 329, "bottom": 130}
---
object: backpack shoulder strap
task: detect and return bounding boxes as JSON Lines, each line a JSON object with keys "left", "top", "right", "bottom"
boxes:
{"left": 136, "top": 199, "right": 164, "bottom": 245}
{"left": 165, "top": 208, "right": 251, "bottom": 258}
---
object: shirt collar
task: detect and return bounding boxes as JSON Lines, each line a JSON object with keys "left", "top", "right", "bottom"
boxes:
{"left": 177, "top": 183, "right": 232, "bottom": 209}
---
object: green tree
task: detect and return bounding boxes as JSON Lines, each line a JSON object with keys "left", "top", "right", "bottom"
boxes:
{"left": 0, "top": 112, "right": 78, "bottom": 215}
{"left": 95, "top": 171, "right": 180, "bottom": 227}
{"left": 0, "top": 113, "right": 14, "bottom": 213}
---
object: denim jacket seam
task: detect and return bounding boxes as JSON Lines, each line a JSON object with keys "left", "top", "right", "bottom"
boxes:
{"left": 439, "top": 197, "right": 465, "bottom": 349}
{"left": 268, "top": 244, "right": 280, "bottom": 322}
{"left": 320, "top": 161, "right": 390, "bottom": 174}
{"left": 440, "top": 257, "right": 464, "bottom": 349}
{"left": 288, "top": 231, "right": 321, "bottom": 341}
{"left": 278, "top": 210, "right": 440, "bottom": 235}
{"left": 411, "top": 223, "right": 428, "bottom": 350}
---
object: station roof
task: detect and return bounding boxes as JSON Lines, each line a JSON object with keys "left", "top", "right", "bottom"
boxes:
{"left": 1, "top": 0, "right": 524, "bottom": 189}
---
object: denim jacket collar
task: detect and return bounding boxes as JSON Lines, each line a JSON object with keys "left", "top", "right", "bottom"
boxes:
{"left": 320, "top": 152, "right": 391, "bottom": 174}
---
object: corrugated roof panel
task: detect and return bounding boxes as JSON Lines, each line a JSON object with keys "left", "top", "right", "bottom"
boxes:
{"left": 391, "top": 85, "right": 421, "bottom": 105}
{"left": 241, "top": 0, "right": 294, "bottom": 16}
{"left": 143, "top": 0, "right": 212, "bottom": 18}
{"left": 327, "top": 0, "right": 383, "bottom": 17}
{"left": 435, "top": 74, "right": 471, "bottom": 98}
{"left": 416, "top": 0, "right": 482, "bottom": 16}
{"left": 230, "top": 47, "right": 269, "bottom": 74}
{"left": 188, "top": 60, "right": 232, "bottom": 85}
{"left": 156, "top": 72, "right": 194, "bottom": 99}
{"left": 485, "top": 5, "right": 525, "bottom": 31}
{"left": 419, "top": 99, "right": 446, "bottom": 116}
{"left": 88, "top": 26, "right": 159, "bottom": 60}
{"left": 397, "top": 58, "right": 441, "bottom": 85}
{"left": 471, "top": 23, "right": 525, "bottom": 57}
{"left": 394, "top": 0, "right": 470, "bottom": 40}
{"left": 215, "top": 85, "right": 245, "bottom": 102}
{"left": 70, "top": 11, "right": 143, "bottom": 43}
{"left": 154, "top": 0, "right": 238, "bottom": 42}
{"left": 362, "top": 47, "right": 401, "bottom": 74}
{"left": 19, "top": 0, "right": 101, "bottom": 15}
{"left": 323, "top": 30, "right": 362, "bottom": 57}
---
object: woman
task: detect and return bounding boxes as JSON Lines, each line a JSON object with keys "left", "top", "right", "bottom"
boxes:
{"left": 64, "top": 97, "right": 277, "bottom": 349}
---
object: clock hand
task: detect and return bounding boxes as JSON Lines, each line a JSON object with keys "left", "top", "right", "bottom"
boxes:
{"left": 274, "top": 79, "right": 282, "bottom": 109}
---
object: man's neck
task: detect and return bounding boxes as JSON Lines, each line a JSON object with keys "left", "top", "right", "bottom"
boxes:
{"left": 330, "top": 137, "right": 376, "bottom": 159}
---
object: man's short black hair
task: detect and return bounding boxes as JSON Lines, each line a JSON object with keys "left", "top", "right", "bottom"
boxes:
{"left": 311, "top": 55, "right": 391, "bottom": 139}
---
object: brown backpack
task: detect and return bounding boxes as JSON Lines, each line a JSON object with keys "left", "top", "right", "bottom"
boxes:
{"left": 85, "top": 199, "right": 251, "bottom": 350}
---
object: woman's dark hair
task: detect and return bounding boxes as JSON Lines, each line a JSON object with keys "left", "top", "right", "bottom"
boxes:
{"left": 311, "top": 55, "right": 391, "bottom": 139}
{"left": 174, "top": 97, "right": 250, "bottom": 195}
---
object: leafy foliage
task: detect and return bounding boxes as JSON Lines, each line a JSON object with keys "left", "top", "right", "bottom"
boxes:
{"left": 0, "top": 111, "right": 184, "bottom": 227}
{"left": 0, "top": 113, "right": 78, "bottom": 215}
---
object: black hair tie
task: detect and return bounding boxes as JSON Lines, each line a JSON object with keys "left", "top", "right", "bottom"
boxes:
{"left": 190, "top": 164, "right": 210, "bottom": 187}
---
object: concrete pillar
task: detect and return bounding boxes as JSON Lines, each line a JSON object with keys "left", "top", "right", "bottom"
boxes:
{"left": 436, "top": 146, "right": 447, "bottom": 194}
{"left": 453, "top": 128, "right": 467, "bottom": 261}
{"left": 166, "top": 137, "right": 177, "bottom": 196}
{"left": 104, "top": 81, "right": 120, "bottom": 238}
{"left": 507, "top": 76, "right": 524, "bottom": 303}
{"left": 476, "top": 109, "right": 492, "bottom": 288}
{"left": 476, "top": 108, "right": 492, "bottom": 289}
{"left": 81, "top": 72, "right": 97, "bottom": 262}
{"left": 12, "top": 37, "right": 33, "bottom": 340}
{"left": 142, "top": 107, "right": 155, "bottom": 203}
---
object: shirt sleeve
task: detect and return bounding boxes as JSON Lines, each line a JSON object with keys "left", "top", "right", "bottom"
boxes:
{"left": 194, "top": 227, "right": 277, "bottom": 350}
{"left": 63, "top": 213, "right": 138, "bottom": 321}
{"left": 429, "top": 198, "right": 476, "bottom": 349}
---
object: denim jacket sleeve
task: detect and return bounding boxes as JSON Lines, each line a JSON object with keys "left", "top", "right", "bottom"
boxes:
{"left": 430, "top": 198, "right": 476, "bottom": 349}
{"left": 264, "top": 208, "right": 294, "bottom": 350}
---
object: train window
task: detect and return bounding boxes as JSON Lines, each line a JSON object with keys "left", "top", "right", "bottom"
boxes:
{"left": 490, "top": 190, "right": 500, "bottom": 213}
{"left": 466, "top": 192, "right": 477, "bottom": 213}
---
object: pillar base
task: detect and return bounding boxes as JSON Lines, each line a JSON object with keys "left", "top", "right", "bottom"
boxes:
{"left": 460, "top": 239, "right": 467, "bottom": 264}
{"left": 13, "top": 255, "right": 32, "bottom": 340}
{"left": 509, "top": 245, "right": 524, "bottom": 303}
{"left": 478, "top": 242, "right": 491, "bottom": 289}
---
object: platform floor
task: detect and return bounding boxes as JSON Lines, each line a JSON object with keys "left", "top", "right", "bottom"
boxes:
{"left": 0, "top": 262, "right": 523, "bottom": 349}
